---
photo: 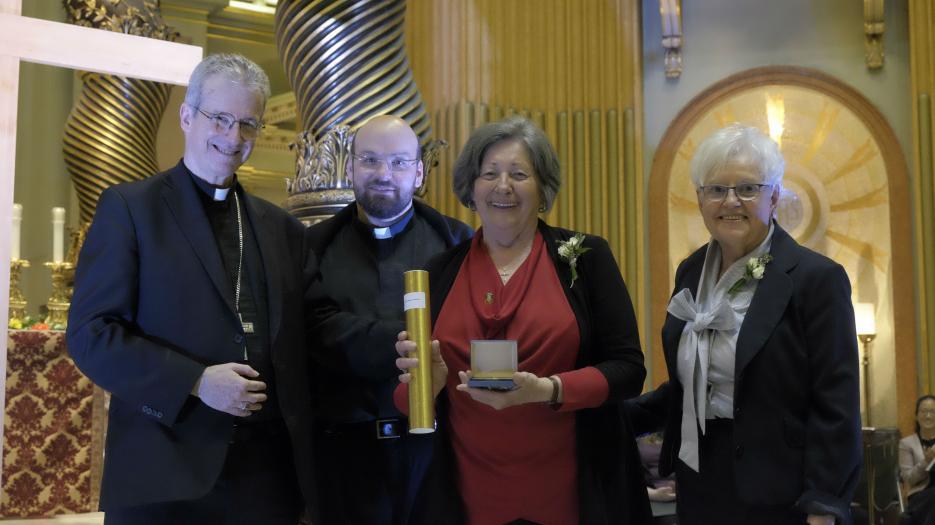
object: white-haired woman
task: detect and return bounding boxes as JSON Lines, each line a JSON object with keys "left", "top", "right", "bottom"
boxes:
{"left": 630, "top": 124, "right": 861, "bottom": 524}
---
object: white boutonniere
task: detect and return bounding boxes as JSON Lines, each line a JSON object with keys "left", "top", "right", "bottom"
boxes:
{"left": 727, "top": 254, "right": 773, "bottom": 297}
{"left": 558, "top": 233, "right": 591, "bottom": 288}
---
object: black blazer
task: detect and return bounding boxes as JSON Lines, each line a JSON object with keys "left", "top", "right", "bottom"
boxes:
{"left": 66, "top": 162, "right": 317, "bottom": 516}
{"left": 305, "top": 199, "right": 472, "bottom": 386}
{"left": 410, "top": 221, "right": 652, "bottom": 525}
{"left": 635, "top": 224, "right": 860, "bottom": 522}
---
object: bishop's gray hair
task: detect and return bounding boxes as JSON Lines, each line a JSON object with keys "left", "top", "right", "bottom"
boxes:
{"left": 184, "top": 53, "right": 271, "bottom": 110}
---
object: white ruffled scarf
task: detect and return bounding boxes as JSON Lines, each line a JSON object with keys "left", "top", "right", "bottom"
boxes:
{"left": 668, "top": 224, "right": 774, "bottom": 471}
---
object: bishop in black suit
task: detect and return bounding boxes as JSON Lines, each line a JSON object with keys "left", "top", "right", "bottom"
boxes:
{"left": 67, "top": 54, "right": 317, "bottom": 524}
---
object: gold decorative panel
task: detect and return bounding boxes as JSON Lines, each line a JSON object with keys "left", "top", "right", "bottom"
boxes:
{"left": 909, "top": 0, "right": 935, "bottom": 400}
{"left": 405, "top": 0, "right": 644, "bottom": 321}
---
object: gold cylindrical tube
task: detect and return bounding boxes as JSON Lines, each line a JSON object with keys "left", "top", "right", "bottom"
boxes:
{"left": 404, "top": 270, "right": 435, "bottom": 433}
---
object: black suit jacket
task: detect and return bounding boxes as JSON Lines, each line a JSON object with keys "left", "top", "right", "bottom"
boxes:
{"left": 66, "top": 162, "right": 317, "bottom": 515}
{"left": 305, "top": 200, "right": 472, "bottom": 420}
{"left": 410, "top": 221, "right": 652, "bottom": 525}
{"left": 634, "top": 224, "right": 860, "bottom": 522}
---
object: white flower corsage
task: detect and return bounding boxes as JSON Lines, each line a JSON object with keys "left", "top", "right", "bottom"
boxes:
{"left": 558, "top": 233, "right": 591, "bottom": 288}
{"left": 727, "top": 254, "right": 773, "bottom": 297}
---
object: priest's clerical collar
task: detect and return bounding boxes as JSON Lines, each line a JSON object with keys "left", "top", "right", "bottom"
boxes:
{"left": 186, "top": 165, "right": 238, "bottom": 202}
{"left": 357, "top": 206, "right": 414, "bottom": 239}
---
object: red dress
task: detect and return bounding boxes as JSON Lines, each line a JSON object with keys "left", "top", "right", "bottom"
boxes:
{"left": 399, "top": 230, "right": 608, "bottom": 525}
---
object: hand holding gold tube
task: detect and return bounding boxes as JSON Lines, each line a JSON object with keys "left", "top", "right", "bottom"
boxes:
{"left": 403, "top": 270, "right": 436, "bottom": 434}
{"left": 396, "top": 333, "right": 448, "bottom": 399}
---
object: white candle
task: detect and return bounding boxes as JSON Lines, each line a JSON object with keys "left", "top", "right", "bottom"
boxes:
{"left": 11, "top": 203, "right": 21, "bottom": 261}
{"left": 52, "top": 207, "right": 65, "bottom": 263}
{"left": 855, "top": 302, "right": 876, "bottom": 336}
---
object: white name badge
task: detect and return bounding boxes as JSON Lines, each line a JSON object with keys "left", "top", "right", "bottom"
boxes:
{"left": 403, "top": 292, "right": 426, "bottom": 311}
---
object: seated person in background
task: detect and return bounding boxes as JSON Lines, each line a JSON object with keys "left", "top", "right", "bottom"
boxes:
{"left": 900, "top": 395, "right": 935, "bottom": 525}
{"left": 625, "top": 384, "right": 676, "bottom": 504}
{"left": 640, "top": 432, "right": 677, "bottom": 525}
{"left": 638, "top": 432, "right": 677, "bottom": 503}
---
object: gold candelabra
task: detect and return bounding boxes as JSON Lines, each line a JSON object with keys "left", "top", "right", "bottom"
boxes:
{"left": 9, "top": 259, "right": 29, "bottom": 321}
{"left": 44, "top": 261, "right": 74, "bottom": 328}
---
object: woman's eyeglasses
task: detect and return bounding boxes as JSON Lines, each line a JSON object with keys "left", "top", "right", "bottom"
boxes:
{"left": 698, "top": 183, "right": 773, "bottom": 203}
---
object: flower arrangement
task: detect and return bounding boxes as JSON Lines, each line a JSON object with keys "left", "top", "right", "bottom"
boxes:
{"left": 8, "top": 316, "right": 59, "bottom": 331}
{"left": 727, "top": 254, "right": 773, "bottom": 297}
{"left": 558, "top": 233, "right": 591, "bottom": 288}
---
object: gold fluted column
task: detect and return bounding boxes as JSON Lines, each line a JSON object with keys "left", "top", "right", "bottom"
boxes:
{"left": 920, "top": 95, "right": 934, "bottom": 391}
{"left": 276, "top": 0, "right": 435, "bottom": 223}
{"left": 910, "top": 0, "right": 935, "bottom": 394}
{"left": 61, "top": 0, "right": 176, "bottom": 224}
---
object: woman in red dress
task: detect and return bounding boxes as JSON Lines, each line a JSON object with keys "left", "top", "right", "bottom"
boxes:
{"left": 394, "top": 116, "right": 650, "bottom": 525}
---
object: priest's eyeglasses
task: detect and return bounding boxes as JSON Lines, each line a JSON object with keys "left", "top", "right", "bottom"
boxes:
{"left": 196, "top": 108, "right": 264, "bottom": 139}
{"left": 698, "top": 183, "right": 773, "bottom": 203}
{"left": 352, "top": 154, "right": 419, "bottom": 172}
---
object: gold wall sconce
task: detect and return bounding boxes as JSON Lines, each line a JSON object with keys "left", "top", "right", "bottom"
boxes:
{"left": 864, "top": 0, "right": 885, "bottom": 69}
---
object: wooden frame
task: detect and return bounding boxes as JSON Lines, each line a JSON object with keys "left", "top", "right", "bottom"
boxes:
{"left": 0, "top": 0, "right": 202, "bottom": 493}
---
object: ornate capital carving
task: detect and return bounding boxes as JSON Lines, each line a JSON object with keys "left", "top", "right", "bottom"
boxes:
{"left": 63, "top": 0, "right": 178, "bottom": 40}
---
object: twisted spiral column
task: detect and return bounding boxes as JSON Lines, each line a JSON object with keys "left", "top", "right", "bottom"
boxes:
{"left": 63, "top": 73, "right": 170, "bottom": 223}
{"left": 275, "top": 0, "right": 431, "bottom": 140}
{"left": 61, "top": 0, "right": 177, "bottom": 224}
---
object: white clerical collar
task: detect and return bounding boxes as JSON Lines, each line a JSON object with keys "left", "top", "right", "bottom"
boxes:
{"left": 213, "top": 187, "right": 231, "bottom": 201}
{"left": 360, "top": 206, "right": 415, "bottom": 239}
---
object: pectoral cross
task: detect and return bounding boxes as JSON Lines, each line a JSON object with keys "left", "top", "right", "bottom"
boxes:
{"left": 238, "top": 313, "right": 253, "bottom": 361}
{"left": 238, "top": 313, "right": 255, "bottom": 334}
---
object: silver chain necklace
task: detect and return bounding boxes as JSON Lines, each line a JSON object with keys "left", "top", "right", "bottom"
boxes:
{"left": 233, "top": 191, "right": 252, "bottom": 360}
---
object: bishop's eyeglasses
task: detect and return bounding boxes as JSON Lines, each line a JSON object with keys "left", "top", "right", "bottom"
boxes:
{"left": 196, "top": 108, "right": 264, "bottom": 140}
